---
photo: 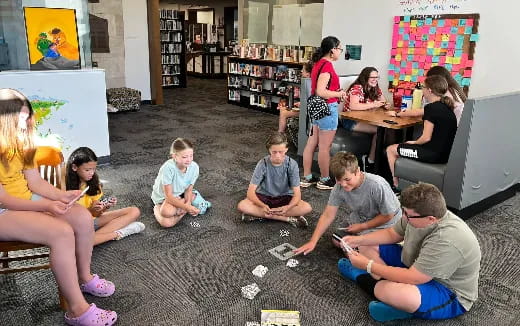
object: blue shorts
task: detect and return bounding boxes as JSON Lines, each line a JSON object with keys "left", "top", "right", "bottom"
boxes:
{"left": 339, "top": 118, "right": 357, "bottom": 131}
{"left": 0, "top": 193, "right": 42, "bottom": 215}
{"left": 379, "top": 244, "right": 466, "bottom": 320}
{"left": 312, "top": 102, "right": 338, "bottom": 131}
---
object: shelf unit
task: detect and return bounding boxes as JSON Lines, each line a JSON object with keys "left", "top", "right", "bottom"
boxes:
{"left": 227, "top": 56, "right": 303, "bottom": 114}
{"left": 159, "top": 9, "right": 186, "bottom": 88}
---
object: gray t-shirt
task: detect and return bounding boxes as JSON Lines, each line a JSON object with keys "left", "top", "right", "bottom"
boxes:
{"left": 251, "top": 155, "right": 300, "bottom": 197}
{"left": 393, "top": 211, "right": 481, "bottom": 311}
{"left": 327, "top": 173, "right": 401, "bottom": 232}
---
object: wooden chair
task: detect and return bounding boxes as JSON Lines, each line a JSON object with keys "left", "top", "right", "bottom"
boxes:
{"left": 0, "top": 146, "right": 67, "bottom": 310}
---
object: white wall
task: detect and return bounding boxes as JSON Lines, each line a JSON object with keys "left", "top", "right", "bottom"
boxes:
{"left": 122, "top": 0, "right": 151, "bottom": 101}
{"left": 323, "top": 0, "right": 520, "bottom": 98}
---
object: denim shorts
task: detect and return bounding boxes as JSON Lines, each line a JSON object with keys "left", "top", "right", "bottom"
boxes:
{"left": 312, "top": 102, "right": 338, "bottom": 131}
{"left": 339, "top": 118, "right": 357, "bottom": 131}
{"left": 0, "top": 193, "right": 42, "bottom": 215}
{"left": 379, "top": 244, "right": 466, "bottom": 320}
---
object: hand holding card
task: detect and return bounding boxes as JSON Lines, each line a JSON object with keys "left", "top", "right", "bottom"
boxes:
{"left": 68, "top": 186, "right": 89, "bottom": 207}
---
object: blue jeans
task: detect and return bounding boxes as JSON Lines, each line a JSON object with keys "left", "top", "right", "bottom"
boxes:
{"left": 379, "top": 244, "right": 466, "bottom": 320}
{"left": 312, "top": 102, "right": 338, "bottom": 131}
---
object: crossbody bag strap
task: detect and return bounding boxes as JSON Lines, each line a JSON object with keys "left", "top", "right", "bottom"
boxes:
{"left": 312, "top": 61, "right": 332, "bottom": 95}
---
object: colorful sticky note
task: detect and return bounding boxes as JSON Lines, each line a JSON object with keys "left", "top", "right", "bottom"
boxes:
{"left": 453, "top": 57, "right": 461, "bottom": 64}
{"left": 403, "top": 34, "right": 410, "bottom": 40}
{"left": 407, "top": 54, "right": 414, "bottom": 61}
{"left": 404, "top": 15, "right": 411, "bottom": 22}
{"left": 459, "top": 19, "right": 466, "bottom": 26}
{"left": 388, "top": 64, "right": 395, "bottom": 71}
{"left": 422, "top": 34, "right": 429, "bottom": 41}
{"left": 411, "top": 20, "right": 417, "bottom": 27}
{"left": 404, "top": 75, "right": 411, "bottom": 82}
{"left": 427, "top": 48, "right": 434, "bottom": 56}
{"left": 444, "top": 64, "right": 452, "bottom": 71}
{"left": 429, "top": 27, "right": 437, "bottom": 34}
{"left": 439, "top": 56, "right": 446, "bottom": 65}
{"left": 433, "top": 48, "right": 441, "bottom": 55}
{"left": 454, "top": 50, "right": 463, "bottom": 57}
{"left": 399, "top": 27, "right": 404, "bottom": 34}
{"left": 441, "top": 34, "right": 450, "bottom": 42}
{"left": 427, "top": 41, "right": 435, "bottom": 48}
{"left": 395, "top": 54, "right": 402, "bottom": 61}
{"left": 437, "top": 20, "right": 445, "bottom": 27}
{"left": 463, "top": 70, "right": 472, "bottom": 77}
{"left": 393, "top": 79, "right": 399, "bottom": 86}
{"left": 418, "top": 63, "right": 425, "bottom": 69}
{"left": 461, "top": 78, "right": 471, "bottom": 86}
{"left": 412, "top": 68, "right": 419, "bottom": 75}
{"left": 399, "top": 21, "right": 404, "bottom": 27}
{"left": 412, "top": 62, "right": 419, "bottom": 69}
{"left": 399, "top": 74, "right": 405, "bottom": 81}
{"left": 464, "top": 27, "right": 473, "bottom": 35}
{"left": 441, "top": 41, "right": 449, "bottom": 48}
{"left": 418, "top": 69, "right": 424, "bottom": 75}
{"left": 448, "top": 41, "right": 455, "bottom": 49}
{"left": 435, "top": 34, "right": 442, "bottom": 42}
{"left": 470, "top": 34, "right": 480, "bottom": 42}
{"left": 391, "top": 49, "right": 397, "bottom": 56}
{"left": 417, "top": 20, "right": 424, "bottom": 27}
{"left": 409, "top": 40, "right": 416, "bottom": 47}
{"left": 408, "top": 48, "right": 415, "bottom": 54}
{"left": 411, "top": 75, "right": 418, "bottom": 82}
{"left": 445, "top": 57, "right": 453, "bottom": 64}
{"left": 397, "top": 40, "right": 404, "bottom": 48}
{"left": 388, "top": 74, "right": 394, "bottom": 81}
{"left": 426, "top": 17, "right": 433, "bottom": 25}
{"left": 450, "top": 27, "right": 459, "bottom": 34}
{"left": 466, "top": 19, "right": 474, "bottom": 27}
{"left": 394, "top": 16, "right": 400, "bottom": 24}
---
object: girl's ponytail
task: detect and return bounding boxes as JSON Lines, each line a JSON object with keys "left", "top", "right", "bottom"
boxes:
{"left": 311, "top": 47, "right": 324, "bottom": 63}
{"left": 440, "top": 95, "right": 455, "bottom": 110}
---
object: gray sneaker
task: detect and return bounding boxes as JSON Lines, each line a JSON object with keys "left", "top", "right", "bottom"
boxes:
{"left": 116, "top": 222, "right": 145, "bottom": 240}
{"left": 316, "top": 178, "right": 336, "bottom": 190}
{"left": 300, "top": 175, "right": 320, "bottom": 188}
{"left": 287, "top": 216, "right": 308, "bottom": 228}
{"left": 241, "top": 214, "right": 264, "bottom": 223}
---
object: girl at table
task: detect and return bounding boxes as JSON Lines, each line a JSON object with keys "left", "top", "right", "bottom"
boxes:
{"left": 0, "top": 88, "right": 117, "bottom": 325}
{"left": 301, "top": 36, "right": 347, "bottom": 190}
{"left": 386, "top": 66, "right": 466, "bottom": 126}
{"left": 386, "top": 75, "right": 457, "bottom": 191}
{"left": 340, "top": 67, "right": 390, "bottom": 172}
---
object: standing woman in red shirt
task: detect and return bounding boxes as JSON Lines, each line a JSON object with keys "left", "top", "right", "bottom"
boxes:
{"left": 301, "top": 36, "right": 347, "bottom": 190}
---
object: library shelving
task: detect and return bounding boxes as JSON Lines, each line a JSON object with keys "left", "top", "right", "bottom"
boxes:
{"left": 227, "top": 56, "right": 303, "bottom": 113}
{"left": 159, "top": 9, "right": 186, "bottom": 88}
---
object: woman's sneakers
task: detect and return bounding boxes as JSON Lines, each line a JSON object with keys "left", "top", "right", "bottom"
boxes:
{"left": 115, "top": 222, "right": 145, "bottom": 240}
{"left": 301, "top": 174, "right": 335, "bottom": 190}
{"left": 300, "top": 174, "right": 319, "bottom": 188}
{"left": 316, "top": 177, "right": 335, "bottom": 190}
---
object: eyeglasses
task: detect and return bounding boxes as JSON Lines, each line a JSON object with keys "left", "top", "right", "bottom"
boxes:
{"left": 334, "top": 47, "right": 344, "bottom": 53}
{"left": 402, "top": 207, "right": 429, "bottom": 219}
{"left": 368, "top": 76, "right": 380, "bottom": 80}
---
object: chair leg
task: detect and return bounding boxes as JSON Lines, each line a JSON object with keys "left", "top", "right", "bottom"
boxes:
{"left": 59, "top": 290, "right": 68, "bottom": 311}
{"left": 1, "top": 251, "right": 8, "bottom": 269}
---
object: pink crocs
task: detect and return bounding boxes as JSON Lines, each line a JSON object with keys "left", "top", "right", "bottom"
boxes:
{"left": 80, "top": 274, "right": 115, "bottom": 297}
{"left": 65, "top": 303, "right": 117, "bottom": 326}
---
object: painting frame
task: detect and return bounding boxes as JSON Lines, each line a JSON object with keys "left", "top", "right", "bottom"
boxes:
{"left": 23, "top": 7, "right": 82, "bottom": 70}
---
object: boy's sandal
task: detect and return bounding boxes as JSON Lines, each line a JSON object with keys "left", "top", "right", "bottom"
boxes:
{"left": 64, "top": 303, "right": 117, "bottom": 326}
{"left": 80, "top": 274, "right": 115, "bottom": 297}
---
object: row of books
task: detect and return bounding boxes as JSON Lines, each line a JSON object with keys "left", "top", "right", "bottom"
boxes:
{"left": 232, "top": 43, "right": 315, "bottom": 63}
{"left": 161, "top": 43, "right": 182, "bottom": 54}
{"left": 161, "top": 54, "right": 181, "bottom": 64}
{"left": 162, "top": 75, "right": 180, "bottom": 86}
{"left": 228, "top": 76, "right": 301, "bottom": 98}
{"left": 160, "top": 31, "right": 182, "bottom": 42}
{"left": 159, "top": 9, "right": 181, "bottom": 20}
{"left": 162, "top": 65, "right": 181, "bottom": 75}
{"left": 160, "top": 19, "right": 182, "bottom": 31}
{"left": 229, "top": 63, "right": 302, "bottom": 83}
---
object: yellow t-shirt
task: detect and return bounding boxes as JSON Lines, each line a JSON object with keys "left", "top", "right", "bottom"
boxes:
{"left": 76, "top": 184, "right": 103, "bottom": 211}
{"left": 0, "top": 152, "right": 37, "bottom": 200}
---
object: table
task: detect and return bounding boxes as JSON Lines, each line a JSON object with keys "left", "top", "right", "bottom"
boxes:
{"left": 340, "top": 108, "right": 423, "bottom": 175}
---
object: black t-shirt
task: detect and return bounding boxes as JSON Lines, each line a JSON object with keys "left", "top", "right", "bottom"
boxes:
{"left": 422, "top": 101, "right": 457, "bottom": 162}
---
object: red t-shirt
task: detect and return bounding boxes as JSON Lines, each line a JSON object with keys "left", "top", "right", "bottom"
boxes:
{"left": 310, "top": 58, "right": 340, "bottom": 104}
{"left": 344, "top": 84, "right": 383, "bottom": 112}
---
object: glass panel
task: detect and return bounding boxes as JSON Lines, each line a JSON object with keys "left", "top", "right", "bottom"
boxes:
{"left": 243, "top": 0, "right": 324, "bottom": 47}
{"left": 0, "top": 0, "right": 92, "bottom": 70}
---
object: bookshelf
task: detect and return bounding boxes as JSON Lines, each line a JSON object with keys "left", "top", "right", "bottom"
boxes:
{"left": 159, "top": 9, "right": 186, "bottom": 88}
{"left": 227, "top": 56, "right": 303, "bottom": 113}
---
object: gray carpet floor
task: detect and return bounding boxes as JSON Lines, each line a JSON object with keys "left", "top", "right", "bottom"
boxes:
{"left": 1, "top": 77, "right": 519, "bottom": 325}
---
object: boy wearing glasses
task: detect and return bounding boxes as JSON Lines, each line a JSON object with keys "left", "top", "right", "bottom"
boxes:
{"left": 294, "top": 152, "right": 401, "bottom": 256}
{"left": 338, "top": 183, "right": 481, "bottom": 322}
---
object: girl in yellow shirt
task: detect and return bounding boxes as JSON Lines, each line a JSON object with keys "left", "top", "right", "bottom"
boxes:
{"left": 0, "top": 88, "right": 117, "bottom": 325}
{"left": 66, "top": 147, "right": 143, "bottom": 245}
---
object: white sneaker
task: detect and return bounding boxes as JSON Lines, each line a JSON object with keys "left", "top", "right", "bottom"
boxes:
{"left": 116, "top": 222, "right": 145, "bottom": 240}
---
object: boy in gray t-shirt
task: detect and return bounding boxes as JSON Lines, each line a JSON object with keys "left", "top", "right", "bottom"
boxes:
{"left": 295, "top": 152, "right": 400, "bottom": 256}
{"left": 237, "top": 132, "right": 311, "bottom": 228}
